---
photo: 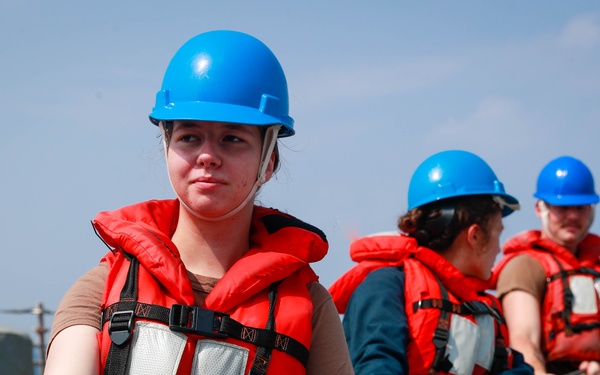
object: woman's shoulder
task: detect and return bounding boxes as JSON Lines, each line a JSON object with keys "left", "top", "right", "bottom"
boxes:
{"left": 305, "top": 281, "right": 354, "bottom": 374}
{"left": 361, "top": 266, "right": 406, "bottom": 288}
{"left": 49, "top": 263, "right": 108, "bottom": 346}
{"left": 350, "top": 266, "right": 406, "bottom": 306}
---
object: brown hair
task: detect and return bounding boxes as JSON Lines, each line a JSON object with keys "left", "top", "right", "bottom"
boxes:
{"left": 398, "top": 195, "right": 501, "bottom": 252}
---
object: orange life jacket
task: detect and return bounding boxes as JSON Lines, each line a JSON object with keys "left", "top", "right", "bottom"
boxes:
{"left": 94, "top": 199, "right": 327, "bottom": 375}
{"left": 329, "top": 234, "right": 513, "bottom": 375}
{"left": 494, "top": 230, "right": 600, "bottom": 362}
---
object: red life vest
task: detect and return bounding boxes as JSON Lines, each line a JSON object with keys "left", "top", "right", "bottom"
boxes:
{"left": 94, "top": 199, "right": 327, "bottom": 375}
{"left": 493, "top": 230, "right": 600, "bottom": 362}
{"left": 329, "top": 234, "right": 513, "bottom": 375}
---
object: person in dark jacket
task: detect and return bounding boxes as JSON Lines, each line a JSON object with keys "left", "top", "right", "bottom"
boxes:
{"left": 330, "top": 150, "right": 533, "bottom": 375}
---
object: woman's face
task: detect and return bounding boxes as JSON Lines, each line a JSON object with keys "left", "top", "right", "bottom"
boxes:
{"left": 166, "top": 120, "right": 269, "bottom": 219}
{"left": 472, "top": 212, "right": 503, "bottom": 280}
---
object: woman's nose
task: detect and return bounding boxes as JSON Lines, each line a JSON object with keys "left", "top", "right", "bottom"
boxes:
{"left": 196, "top": 142, "right": 221, "bottom": 167}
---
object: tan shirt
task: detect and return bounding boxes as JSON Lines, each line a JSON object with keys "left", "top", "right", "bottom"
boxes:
{"left": 50, "top": 262, "right": 354, "bottom": 374}
{"left": 496, "top": 254, "right": 547, "bottom": 302}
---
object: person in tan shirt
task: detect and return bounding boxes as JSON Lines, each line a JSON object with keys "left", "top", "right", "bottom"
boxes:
{"left": 494, "top": 156, "right": 600, "bottom": 375}
{"left": 50, "top": 263, "right": 352, "bottom": 374}
{"left": 45, "top": 30, "right": 353, "bottom": 375}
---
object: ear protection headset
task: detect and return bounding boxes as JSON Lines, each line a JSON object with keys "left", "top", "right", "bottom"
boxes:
{"left": 414, "top": 206, "right": 456, "bottom": 246}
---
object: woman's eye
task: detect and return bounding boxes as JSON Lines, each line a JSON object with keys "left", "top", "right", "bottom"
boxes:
{"left": 180, "top": 134, "right": 198, "bottom": 142}
{"left": 223, "top": 135, "right": 243, "bottom": 143}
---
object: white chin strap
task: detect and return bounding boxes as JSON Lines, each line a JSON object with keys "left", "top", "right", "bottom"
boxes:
{"left": 160, "top": 122, "right": 281, "bottom": 222}
{"left": 537, "top": 200, "right": 552, "bottom": 237}
{"left": 493, "top": 195, "right": 521, "bottom": 213}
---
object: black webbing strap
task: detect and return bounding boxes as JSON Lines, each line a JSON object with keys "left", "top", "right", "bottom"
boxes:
{"left": 101, "top": 259, "right": 309, "bottom": 371}
{"left": 546, "top": 257, "right": 600, "bottom": 337}
{"left": 564, "top": 321, "right": 600, "bottom": 334}
{"left": 547, "top": 267, "right": 600, "bottom": 282}
{"left": 102, "top": 300, "right": 310, "bottom": 369}
{"left": 104, "top": 253, "right": 139, "bottom": 375}
{"left": 424, "top": 277, "right": 454, "bottom": 375}
{"left": 549, "top": 255, "right": 576, "bottom": 337}
{"left": 487, "top": 297, "right": 509, "bottom": 375}
{"left": 413, "top": 299, "right": 504, "bottom": 323}
{"left": 221, "top": 313, "right": 309, "bottom": 367}
{"left": 414, "top": 294, "right": 510, "bottom": 375}
{"left": 249, "top": 281, "right": 281, "bottom": 375}
{"left": 169, "top": 303, "right": 310, "bottom": 368}
{"left": 101, "top": 302, "right": 171, "bottom": 331}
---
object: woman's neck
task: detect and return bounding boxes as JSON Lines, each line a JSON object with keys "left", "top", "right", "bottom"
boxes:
{"left": 440, "top": 232, "right": 473, "bottom": 276}
{"left": 172, "top": 204, "right": 254, "bottom": 278}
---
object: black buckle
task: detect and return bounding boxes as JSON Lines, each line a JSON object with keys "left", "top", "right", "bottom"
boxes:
{"left": 108, "top": 310, "right": 134, "bottom": 346}
{"left": 433, "top": 326, "right": 449, "bottom": 349}
{"left": 464, "top": 301, "right": 504, "bottom": 322}
{"left": 463, "top": 301, "right": 487, "bottom": 315}
{"left": 169, "top": 304, "right": 228, "bottom": 339}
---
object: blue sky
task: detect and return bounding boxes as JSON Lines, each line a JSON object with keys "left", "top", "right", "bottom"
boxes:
{"left": 2, "top": 1, "right": 600, "bottom": 348}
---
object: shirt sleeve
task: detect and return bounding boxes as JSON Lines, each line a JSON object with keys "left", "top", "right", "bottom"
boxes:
{"left": 343, "top": 267, "right": 408, "bottom": 375}
{"left": 306, "top": 281, "right": 355, "bottom": 375}
{"left": 49, "top": 263, "right": 107, "bottom": 346}
{"left": 49, "top": 265, "right": 355, "bottom": 374}
{"left": 495, "top": 254, "right": 546, "bottom": 302}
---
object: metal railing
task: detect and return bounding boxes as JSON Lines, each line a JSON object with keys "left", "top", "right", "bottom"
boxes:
{"left": 1, "top": 302, "right": 53, "bottom": 375}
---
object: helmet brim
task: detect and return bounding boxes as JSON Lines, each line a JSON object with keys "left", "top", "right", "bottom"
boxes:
{"left": 534, "top": 193, "right": 600, "bottom": 206}
{"left": 410, "top": 192, "right": 520, "bottom": 217}
{"left": 149, "top": 101, "right": 295, "bottom": 138}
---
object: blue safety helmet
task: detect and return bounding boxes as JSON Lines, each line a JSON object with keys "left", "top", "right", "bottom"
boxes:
{"left": 534, "top": 156, "right": 599, "bottom": 206}
{"left": 407, "top": 150, "right": 520, "bottom": 217}
{"left": 149, "top": 30, "right": 294, "bottom": 137}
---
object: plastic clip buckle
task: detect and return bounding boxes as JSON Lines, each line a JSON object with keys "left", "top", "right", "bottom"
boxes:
{"left": 108, "top": 310, "right": 134, "bottom": 346}
{"left": 169, "top": 304, "right": 228, "bottom": 339}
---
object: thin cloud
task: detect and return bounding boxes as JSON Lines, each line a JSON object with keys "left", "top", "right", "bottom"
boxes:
{"left": 558, "top": 13, "right": 600, "bottom": 50}
{"left": 293, "top": 56, "right": 464, "bottom": 110}
{"left": 431, "top": 97, "right": 527, "bottom": 149}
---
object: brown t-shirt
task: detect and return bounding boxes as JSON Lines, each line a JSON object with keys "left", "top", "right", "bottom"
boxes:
{"left": 495, "top": 253, "right": 584, "bottom": 373}
{"left": 496, "top": 253, "right": 547, "bottom": 302}
{"left": 50, "top": 263, "right": 354, "bottom": 375}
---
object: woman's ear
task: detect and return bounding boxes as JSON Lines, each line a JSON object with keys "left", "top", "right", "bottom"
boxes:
{"left": 466, "top": 224, "right": 482, "bottom": 250}
{"left": 260, "top": 152, "right": 276, "bottom": 185}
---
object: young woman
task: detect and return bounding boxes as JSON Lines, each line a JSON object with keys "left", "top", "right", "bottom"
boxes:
{"left": 329, "top": 150, "right": 533, "bottom": 375}
{"left": 45, "top": 30, "right": 353, "bottom": 375}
